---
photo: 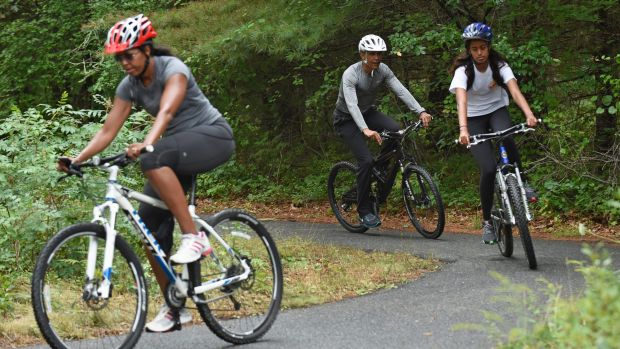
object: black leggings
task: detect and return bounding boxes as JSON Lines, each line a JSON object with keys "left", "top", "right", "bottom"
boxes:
{"left": 467, "top": 107, "right": 522, "bottom": 221}
{"left": 137, "top": 117, "right": 235, "bottom": 254}
{"left": 334, "top": 109, "right": 400, "bottom": 216}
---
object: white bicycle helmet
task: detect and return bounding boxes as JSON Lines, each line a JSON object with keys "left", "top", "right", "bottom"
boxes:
{"left": 358, "top": 34, "right": 387, "bottom": 52}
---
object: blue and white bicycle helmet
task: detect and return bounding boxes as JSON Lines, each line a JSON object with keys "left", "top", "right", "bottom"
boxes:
{"left": 462, "top": 22, "right": 493, "bottom": 42}
{"left": 358, "top": 34, "right": 387, "bottom": 52}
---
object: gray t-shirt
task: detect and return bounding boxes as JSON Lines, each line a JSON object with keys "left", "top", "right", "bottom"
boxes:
{"left": 335, "top": 62, "right": 425, "bottom": 130}
{"left": 116, "top": 56, "right": 221, "bottom": 135}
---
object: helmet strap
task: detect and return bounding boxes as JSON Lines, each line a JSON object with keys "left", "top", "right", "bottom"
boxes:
{"left": 137, "top": 45, "right": 151, "bottom": 80}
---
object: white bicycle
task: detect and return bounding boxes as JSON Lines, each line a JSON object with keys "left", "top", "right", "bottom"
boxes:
{"left": 31, "top": 151, "right": 283, "bottom": 348}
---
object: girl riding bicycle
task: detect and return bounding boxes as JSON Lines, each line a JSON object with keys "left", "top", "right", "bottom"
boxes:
{"left": 333, "top": 34, "right": 432, "bottom": 229}
{"left": 57, "top": 14, "right": 235, "bottom": 332}
{"left": 449, "top": 22, "right": 538, "bottom": 244}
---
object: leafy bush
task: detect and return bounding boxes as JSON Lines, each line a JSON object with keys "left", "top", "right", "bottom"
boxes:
{"left": 496, "top": 245, "right": 620, "bottom": 348}
{"left": 0, "top": 94, "right": 149, "bottom": 306}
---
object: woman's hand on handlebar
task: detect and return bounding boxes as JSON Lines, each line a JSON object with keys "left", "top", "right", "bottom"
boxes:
{"left": 419, "top": 111, "right": 432, "bottom": 128}
{"left": 57, "top": 157, "right": 73, "bottom": 173}
{"left": 126, "top": 142, "right": 148, "bottom": 159}
{"left": 362, "top": 128, "right": 382, "bottom": 145}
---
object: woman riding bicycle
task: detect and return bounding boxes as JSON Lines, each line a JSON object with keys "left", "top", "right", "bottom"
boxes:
{"left": 449, "top": 22, "right": 537, "bottom": 244}
{"left": 333, "top": 34, "right": 432, "bottom": 229}
{"left": 57, "top": 14, "right": 235, "bottom": 332}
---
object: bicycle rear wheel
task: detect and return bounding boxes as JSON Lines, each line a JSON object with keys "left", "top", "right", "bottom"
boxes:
{"left": 493, "top": 180, "right": 513, "bottom": 257}
{"left": 327, "top": 161, "right": 368, "bottom": 233}
{"left": 506, "top": 176, "right": 537, "bottom": 269}
{"left": 194, "top": 209, "right": 283, "bottom": 344}
{"left": 402, "top": 164, "right": 445, "bottom": 239}
{"left": 31, "top": 223, "right": 147, "bottom": 349}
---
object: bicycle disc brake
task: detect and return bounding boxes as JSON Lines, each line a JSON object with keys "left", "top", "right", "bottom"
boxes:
{"left": 82, "top": 279, "right": 110, "bottom": 310}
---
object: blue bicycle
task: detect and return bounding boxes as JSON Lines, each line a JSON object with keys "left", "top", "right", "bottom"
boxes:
{"left": 31, "top": 151, "right": 283, "bottom": 348}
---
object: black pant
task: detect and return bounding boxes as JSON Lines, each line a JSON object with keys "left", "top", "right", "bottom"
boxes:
{"left": 467, "top": 107, "right": 522, "bottom": 221}
{"left": 138, "top": 117, "right": 235, "bottom": 254}
{"left": 334, "top": 109, "right": 400, "bottom": 216}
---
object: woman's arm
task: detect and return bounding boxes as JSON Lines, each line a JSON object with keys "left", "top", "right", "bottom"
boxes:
{"left": 455, "top": 88, "right": 470, "bottom": 145}
{"left": 127, "top": 73, "right": 188, "bottom": 157}
{"left": 506, "top": 79, "right": 537, "bottom": 127}
{"left": 73, "top": 97, "right": 133, "bottom": 163}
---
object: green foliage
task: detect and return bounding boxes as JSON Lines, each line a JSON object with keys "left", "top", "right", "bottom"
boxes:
{"left": 495, "top": 245, "right": 620, "bottom": 348}
{"left": 0, "top": 95, "right": 148, "bottom": 306}
{"left": 456, "top": 235, "right": 620, "bottom": 348}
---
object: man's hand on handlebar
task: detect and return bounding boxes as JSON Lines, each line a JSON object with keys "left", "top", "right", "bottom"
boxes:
{"left": 363, "top": 128, "right": 382, "bottom": 145}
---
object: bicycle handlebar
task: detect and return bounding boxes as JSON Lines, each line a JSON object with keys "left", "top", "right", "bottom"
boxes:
{"left": 380, "top": 119, "right": 423, "bottom": 140}
{"left": 57, "top": 145, "right": 154, "bottom": 182}
{"left": 454, "top": 119, "right": 542, "bottom": 148}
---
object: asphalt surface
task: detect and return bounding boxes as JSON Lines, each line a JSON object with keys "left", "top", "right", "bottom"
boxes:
{"left": 25, "top": 221, "right": 620, "bottom": 349}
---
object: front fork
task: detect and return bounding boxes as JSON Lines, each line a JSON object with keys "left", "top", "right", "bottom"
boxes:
{"left": 496, "top": 169, "right": 533, "bottom": 225}
{"left": 86, "top": 201, "right": 120, "bottom": 299}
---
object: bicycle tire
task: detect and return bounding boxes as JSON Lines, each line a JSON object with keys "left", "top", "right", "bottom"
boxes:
{"left": 506, "top": 176, "right": 537, "bottom": 269}
{"left": 493, "top": 181, "right": 513, "bottom": 257}
{"left": 327, "top": 161, "right": 368, "bottom": 233}
{"left": 31, "top": 223, "right": 147, "bottom": 349}
{"left": 194, "top": 209, "right": 283, "bottom": 344}
{"left": 402, "top": 164, "right": 445, "bottom": 239}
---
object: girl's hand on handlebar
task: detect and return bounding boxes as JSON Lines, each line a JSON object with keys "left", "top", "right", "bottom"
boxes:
{"left": 362, "top": 128, "right": 382, "bottom": 145}
{"left": 126, "top": 143, "right": 147, "bottom": 159}
{"left": 419, "top": 111, "right": 432, "bottom": 128}
{"left": 459, "top": 129, "right": 470, "bottom": 146}
{"left": 525, "top": 114, "right": 538, "bottom": 127}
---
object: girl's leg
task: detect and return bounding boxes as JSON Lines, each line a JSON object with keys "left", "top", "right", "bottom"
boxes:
{"left": 467, "top": 115, "right": 496, "bottom": 221}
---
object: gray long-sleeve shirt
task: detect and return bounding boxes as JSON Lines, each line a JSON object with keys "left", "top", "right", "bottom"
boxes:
{"left": 335, "top": 62, "right": 426, "bottom": 130}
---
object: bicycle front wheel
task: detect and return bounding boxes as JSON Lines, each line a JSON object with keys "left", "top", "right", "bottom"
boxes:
{"left": 402, "top": 164, "right": 445, "bottom": 239}
{"left": 327, "top": 161, "right": 368, "bottom": 233}
{"left": 31, "top": 223, "right": 147, "bottom": 349}
{"left": 493, "top": 181, "right": 513, "bottom": 257}
{"left": 506, "top": 176, "right": 537, "bottom": 269}
{"left": 194, "top": 209, "right": 283, "bottom": 344}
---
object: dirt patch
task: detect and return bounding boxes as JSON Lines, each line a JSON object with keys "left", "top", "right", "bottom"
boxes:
{"left": 199, "top": 199, "right": 619, "bottom": 244}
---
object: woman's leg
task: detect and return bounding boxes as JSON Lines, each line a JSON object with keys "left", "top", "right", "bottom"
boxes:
{"left": 140, "top": 118, "right": 235, "bottom": 263}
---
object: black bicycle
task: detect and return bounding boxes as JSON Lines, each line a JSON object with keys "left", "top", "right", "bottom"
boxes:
{"left": 327, "top": 119, "right": 445, "bottom": 238}
{"left": 463, "top": 122, "right": 538, "bottom": 269}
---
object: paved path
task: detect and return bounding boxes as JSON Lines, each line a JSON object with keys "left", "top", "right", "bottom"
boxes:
{"left": 26, "top": 221, "right": 620, "bottom": 349}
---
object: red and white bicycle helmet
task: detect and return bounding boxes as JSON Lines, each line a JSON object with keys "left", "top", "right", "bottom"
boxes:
{"left": 104, "top": 14, "right": 158, "bottom": 54}
{"left": 358, "top": 34, "right": 387, "bottom": 52}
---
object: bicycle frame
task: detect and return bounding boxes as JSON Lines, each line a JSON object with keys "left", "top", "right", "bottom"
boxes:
{"left": 374, "top": 120, "right": 424, "bottom": 197}
{"left": 85, "top": 162, "right": 251, "bottom": 302}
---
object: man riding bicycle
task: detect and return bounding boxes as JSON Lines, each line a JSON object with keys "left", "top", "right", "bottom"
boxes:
{"left": 333, "top": 34, "right": 432, "bottom": 228}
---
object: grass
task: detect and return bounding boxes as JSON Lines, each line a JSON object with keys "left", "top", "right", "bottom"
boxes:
{"left": 0, "top": 237, "right": 439, "bottom": 348}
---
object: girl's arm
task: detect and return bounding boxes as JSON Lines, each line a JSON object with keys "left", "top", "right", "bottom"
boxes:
{"left": 455, "top": 88, "right": 470, "bottom": 145}
{"left": 506, "top": 79, "right": 537, "bottom": 127}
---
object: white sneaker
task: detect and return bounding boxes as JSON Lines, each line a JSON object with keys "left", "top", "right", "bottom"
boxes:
{"left": 170, "top": 232, "right": 212, "bottom": 264}
{"left": 145, "top": 304, "right": 192, "bottom": 333}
